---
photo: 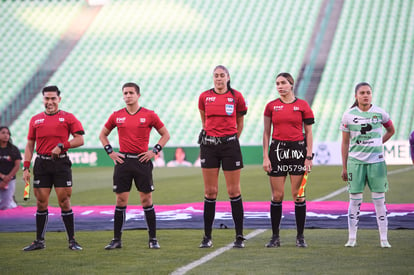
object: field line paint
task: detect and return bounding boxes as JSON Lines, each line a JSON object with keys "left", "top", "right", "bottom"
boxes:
{"left": 172, "top": 167, "right": 412, "bottom": 274}
{"left": 171, "top": 229, "right": 266, "bottom": 275}
{"left": 313, "top": 166, "right": 413, "bottom": 202}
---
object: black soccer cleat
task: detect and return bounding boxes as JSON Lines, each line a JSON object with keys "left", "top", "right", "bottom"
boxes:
{"left": 69, "top": 240, "right": 83, "bottom": 250}
{"left": 296, "top": 235, "right": 307, "bottom": 248}
{"left": 23, "top": 240, "right": 45, "bottom": 251}
{"left": 104, "top": 239, "right": 122, "bottom": 250}
{"left": 199, "top": 236, "right": 213, "bottom": 248}
{"left": 233, "top": 235, "right": 246, "bottom": 248}
{"left": 149, "top": 238, "right": 160, "bottom": 249}
{"left": 265, "top": 235, "right": 281, "bottom": 248}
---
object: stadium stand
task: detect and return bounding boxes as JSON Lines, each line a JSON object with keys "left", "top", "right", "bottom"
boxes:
{"left": 312, "top": 0, "right": 414, "bottom": 142}
{"left": 4, "top": 0, "right": 412, "bottom": 149}
{"left": 8, "top": 0, "right": 322, "bottom": 148}
{"left": 0, "top": 0, "right": 83, "bottom": 112}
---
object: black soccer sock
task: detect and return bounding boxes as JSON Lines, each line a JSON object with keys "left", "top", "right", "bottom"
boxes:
{"left": 114, "top": 206, "right": 126, "bottom": 240}
{"left": 230, "top": 195, "right": 244, "bottom": 237}
{"left": 144, "top": 205, "right": 157, "bottom": 239}
{"left": 36, "top": 209, "right": 48, "bottom": 241}
{"left": 295, "top": 200, "right": 307, "bottom": 237}
{"left": 203, "top": 197, "right": 216, "bottom": 239}
{"left": 61, "top": 209, "right": 75, "bottom": 241}
{"left": 270, "top": 201, "right": 282, "bottom": 237}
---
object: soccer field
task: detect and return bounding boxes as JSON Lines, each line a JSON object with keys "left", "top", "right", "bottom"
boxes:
{"left": 1, "top": 165, "right": 413, "bottom": 274}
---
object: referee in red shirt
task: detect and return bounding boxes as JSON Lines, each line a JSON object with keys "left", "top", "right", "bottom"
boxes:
{"left": 99, "top": 82, "right": 170, "bottom": 250}
{"left": 22, "top": 86, "right": 85, "bottom": 251}
{"left": 263, "top": 73, "right": 314, "bottom": 248}
{"left": 198, "top": 65, "right": 248, "bottom": 248}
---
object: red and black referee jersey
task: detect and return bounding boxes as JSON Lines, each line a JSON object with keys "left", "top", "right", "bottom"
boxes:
{"left": 27, "top": 110, "right": 84, "bottom": 155}
{"left": 198, "top": 89, "right": 248, "bottom": 137}
{"left": 264, "top": 98, "right": 314, "bottom": 141}
{"left": 104, "top": 107, "right": 164, "bottom": 154}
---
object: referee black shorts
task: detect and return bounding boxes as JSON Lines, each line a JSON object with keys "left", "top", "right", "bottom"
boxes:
{"left": 268, "top": 139, "right": 307, "bottom": 177}
{"left": 33, "top": 155, "right": 73, "bottom": 188}
{"left": 200, "top": 135, "right": 243, "bottom": 171}
{"left": 113, "top": 154, "right": 154, "bottom": 193}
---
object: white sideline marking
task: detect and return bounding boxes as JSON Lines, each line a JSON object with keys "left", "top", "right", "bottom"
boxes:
{"left": 312, "top": 166, "right": 413, "bottom": 202}
{"left": 172, "top": 166, "right": 413, "bottom": 274}
{"left": 171, "top": 229, "right": 266, "bottom": 275}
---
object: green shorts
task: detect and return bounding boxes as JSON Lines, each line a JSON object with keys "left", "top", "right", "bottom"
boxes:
{"left": 346, "top": 161, "right": 389, "bottom": 193}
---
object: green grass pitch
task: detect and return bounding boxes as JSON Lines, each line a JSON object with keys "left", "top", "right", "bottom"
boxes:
{"left": 1, "top": 165, "right": 413, "bottom": 274}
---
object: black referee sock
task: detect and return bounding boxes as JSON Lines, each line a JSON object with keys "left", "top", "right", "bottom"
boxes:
{"left": 270, "top": 201, "right": 282, "bottom": 237}
{"left": 114, "top": 206, "right": 126, "bottom": 240}
{"left": 295, "top": 201, "right": 307, "bottom": 237}
{"left": 230, "top": 195, "right": 244, "bottom": 237}
{"left": 203, "top": 197, "right": 216, "bottom": 239}
{"left": 61, "top": 209, "right": 75, "bottom": 241}
{"left": 144, "top": 205, "right": 156, "bottom": 239}
{"left": 36, "top": 209, "right": 48, "bottom": 241}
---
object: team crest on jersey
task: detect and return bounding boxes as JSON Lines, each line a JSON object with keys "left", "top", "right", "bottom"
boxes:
{"left": 274, "top": 106, "right": 283, "bottom": 111}
{"left": 34, "top": 119, "right": 45, "bottom": 125}
{"left": 293, "top": 106, "right": 300, "bottom": 111}
{"left": 206, "top": 97, "right": 216, "bottom": 103}
{"left": 227, "top": 97, "right": 234, "bottom": 103}
{"left": 116, "top": 117, "right": 126, "bottom": 124}
{"left": 140, "top": 118, "right": 146, "bottom": 124}
{"left": 225, "top": 104, "right": 234, "bottom": 115}
{"left": 371, "top": 116, "right": 379, "bottom": 124}
{"left": 59, "top": 118, "right": 65, "bottom": 122}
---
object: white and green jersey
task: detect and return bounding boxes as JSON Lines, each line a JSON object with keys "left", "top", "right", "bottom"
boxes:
{"left": 340, "top": 105, "right": 391, "bottom": 164}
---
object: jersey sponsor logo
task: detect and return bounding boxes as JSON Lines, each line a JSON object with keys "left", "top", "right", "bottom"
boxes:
{"left": 353, "top": 117, "right": 371, "bottom": 123}
{"left": 356, "top": 139, "right": 374, "bottom": 145}
{"left": 0, "top": 155, "right": 12, "bottom": 161}
{"left": 274, "top": 142, "right": 305, "bottom": 161}
{"left": 360, "top": 124, "right": 372, "bottom": 135}
{"left": 116, "top": 117, "right": 126, "bottom": 124}
{"left": 273, "top": 105, "right": 283, "bottom": 111}
{"left": 225, "top": 104, "right": 234, "bottom": 115}
{"left": 34, "top": 119, "right": 45, "bottom": 125}
{"left": 206, "top": 97, "right": 216, "bottom": 103}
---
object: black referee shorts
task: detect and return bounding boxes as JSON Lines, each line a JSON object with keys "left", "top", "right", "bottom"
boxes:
{"left": 268, "top": 139, "right": 307, "bottom": 177}
{"left": 33, "top": 156, "right": 73, "bottom": 188}
{"left": 200, "top": 137, "right": 243, "bottom": 171}
{"left": 113, "top": 156, "right": 154, "bottom": 193}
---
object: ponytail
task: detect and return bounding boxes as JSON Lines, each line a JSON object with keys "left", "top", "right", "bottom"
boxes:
{"left": 227, "top": 80, "right": 235, "bottom": 96}
{"left": 350, "top": 99, "right": 358, "bottom": 108}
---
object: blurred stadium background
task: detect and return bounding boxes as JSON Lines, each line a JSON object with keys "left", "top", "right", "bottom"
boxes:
{"left": 1, "top": 0, "right": 413, "bottom": 164}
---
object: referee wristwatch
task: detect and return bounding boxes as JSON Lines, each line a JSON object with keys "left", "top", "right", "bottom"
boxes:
{"left": 57, "top": 143, "right": 64, "bottom": 151}
{"left": 306, "top": 153, "right": 314, "bottom": 160}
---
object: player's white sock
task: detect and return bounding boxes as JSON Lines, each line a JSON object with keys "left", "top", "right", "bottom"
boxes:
{"left": 372, "top": 192, "right": 388, "bottom": 241}
{"left": 348, "top": 193, "right": 363, "bottom": 241}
